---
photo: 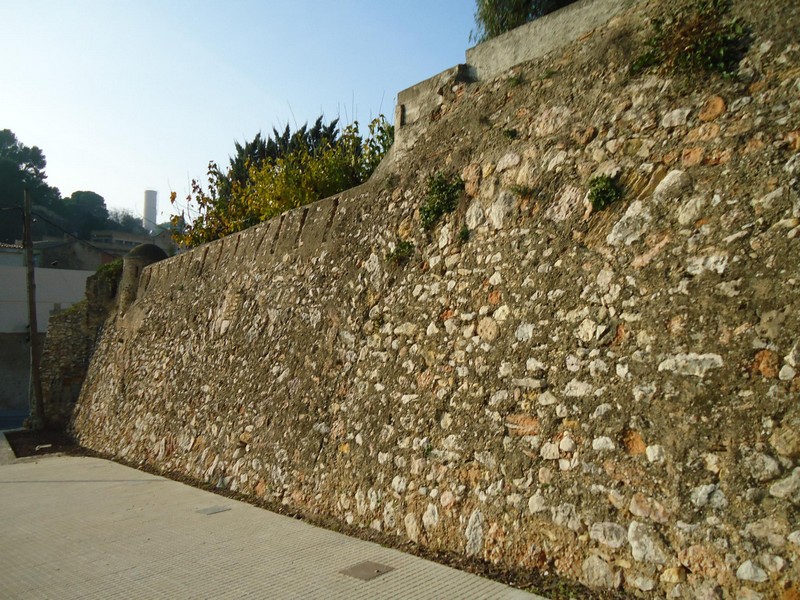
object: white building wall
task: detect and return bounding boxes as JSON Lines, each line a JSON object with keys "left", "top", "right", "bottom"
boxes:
{"left": 0, "top": 266, "right": 94, "bottom": 333}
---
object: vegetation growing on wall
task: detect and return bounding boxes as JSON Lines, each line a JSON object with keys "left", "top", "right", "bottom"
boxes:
{"left": 171, "top": 116, "right": 393, "bottom": 247}
{"left": 420, "top": 173, "right": 464, "bottom": 231}
{"left": 587, "top": 175, "right": 623, "bottom": 212}
{"left": 386, "top": 239, "right": 415, "bottom": 266}
{"left": 471, "top": 0, "right": 577, "bottom": 42}
{"left": 630, "top": 0, "right": 751, "bottom": 77}
{"left": 94, "top": 258, "right": 124, "bottom": 289}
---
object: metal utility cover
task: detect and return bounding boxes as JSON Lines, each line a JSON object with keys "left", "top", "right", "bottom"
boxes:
{"left": 340, "top": 561, "right": 395, "bottom": 581}
{"left": 196, "top": 506, "right": 231, "bottom": 515}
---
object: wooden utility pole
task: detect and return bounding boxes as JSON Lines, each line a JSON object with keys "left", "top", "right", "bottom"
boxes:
{"left": 23, "top": 188, "right": 45, "bottom": 429}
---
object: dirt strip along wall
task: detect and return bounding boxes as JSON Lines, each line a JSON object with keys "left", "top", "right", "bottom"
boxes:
{"left": 73, "top": 1, "right": 799, "bottom": 597}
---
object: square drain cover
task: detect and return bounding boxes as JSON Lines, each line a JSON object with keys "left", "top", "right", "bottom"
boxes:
{"left": 340, "top": 561, "right": 394, "bottom": 581}
{"left": 196, "top": 506, "right": 231, "bottom": 515}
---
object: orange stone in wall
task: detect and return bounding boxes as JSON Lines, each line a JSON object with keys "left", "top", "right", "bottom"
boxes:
{"left": 699, "top": 95, "right": 726, "bottom": 122}
{"left": 751, "top": 349, "right": 780, "bottom": 379}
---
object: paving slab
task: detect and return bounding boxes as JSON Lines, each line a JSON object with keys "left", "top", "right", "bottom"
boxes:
{"left": 0, "top": 454, "right": 545, "bottom": 599}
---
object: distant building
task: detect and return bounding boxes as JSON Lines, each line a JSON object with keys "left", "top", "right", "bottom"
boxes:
{"left": 91, "top": 229, "right": 175, "bottom": 259}
{"left": 3, "top": 228, "right": 176, "bottom": 274}
{"left": 3, "top": 239, "right": 111, "bottom": 270}
{"left": 143, "top": 190, "right": 158, "bottom": 232}
{"left": 34, "top": 237, "right": 113, "bottom": 270}
{"left": 0, "top": 243, "right": 26, "bottom": 267}
{"left": 0, "top": 227, "right": 173, "bottom": 420}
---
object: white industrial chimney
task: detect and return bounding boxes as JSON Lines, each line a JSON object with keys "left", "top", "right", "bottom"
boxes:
{"left": 143, "top": 190, "right": 158, "bottom": 232}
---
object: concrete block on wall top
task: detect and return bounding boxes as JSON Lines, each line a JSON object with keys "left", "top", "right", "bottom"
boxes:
{"left": 465, "top": 0, "right": 642, "bottom": 81}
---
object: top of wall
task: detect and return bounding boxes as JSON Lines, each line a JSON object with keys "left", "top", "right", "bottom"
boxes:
{"left": 465, "top": 0, "right": 641, "bottom": 81}
{"left": 392, "top": 0, "right": 642, "bottom": 150}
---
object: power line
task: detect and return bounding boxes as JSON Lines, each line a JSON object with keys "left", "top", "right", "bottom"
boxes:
{"left": 2, "top": 205, "right": 122, "bottom": 258}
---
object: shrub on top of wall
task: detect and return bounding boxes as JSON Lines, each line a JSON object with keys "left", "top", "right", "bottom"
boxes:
{"left": 471, "top": 0, "right": 579, "bottom": 42}
{"left": 94, "top": 258, "right": 124, "bottom": 295}
{"left": 172, "top": 116, "right": 394, "bottom": 247}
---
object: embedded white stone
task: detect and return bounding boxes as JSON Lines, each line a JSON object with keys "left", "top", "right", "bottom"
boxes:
{"left": 646, "top": 444, "right": 665, "bottom": 463}
{"left": 526, "top": 357, "right": 546, "bottom": 373}
{"left": 464, "top": 509, "right": 484, "bottom": 556}
{"left": 653, "top": 169, "right": 692, "bottom": 201}
{"left": 658, "top": 353, "right": 723, "bottom": 377}
{"left": 736, "top": 560, "right": 768, "bottom": 583}
{"left": 494, "top": 305, "right": 510, "bottom": 321}
{"left": 661, "top": 108, "right": 691, "bottom": 129}
{"left": 528, "top": 490, "right": 548, "bottom": 513}
{"left": 779, "top": 364, "right": 796, "bottom": 381}
{"left": 769, "top": 467, "right": 800, "bottom": 503}
{"left": 515, "top": 323, "right": 535, "bottom": 341}
{"left": 538, "top": 391, "right": 558, "bottom": 406}
{"left": 423, "top": 503, "right": 439, "bottom": 530}
{"left": 606, "top": 200, "right": 652, "bottom": 246}
{"left": 540, "top": 442, "right": 560, "bottom": 460}
{"left": 589, "top": 522, "right": 627, "bottom": 548}
{"left": 628, "top": 522, "right": 667, "bottom": 564}
{"left": 565, "top": 379, "right": 593, "bottom": 397}
{"left": 404, "top": 513, "right": 419, "bottom": 543}
{"left": 496, "top": 152, "right": 521, "bottom": 172}
{"left": 465, "top": 199, "right": 485, "bottom": 229}
{"left": 592, "top": 437, "right": 616, "bottom": 452}
{"left": 559, "top": 436, "right": 577, "bottom": 453}
{"left": 487, "top": 191, "right": 516, "bottom": 230}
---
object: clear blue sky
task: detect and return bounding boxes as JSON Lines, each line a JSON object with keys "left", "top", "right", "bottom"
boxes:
{"left": 1, "top": 0, "right": 475, "bottom": 223}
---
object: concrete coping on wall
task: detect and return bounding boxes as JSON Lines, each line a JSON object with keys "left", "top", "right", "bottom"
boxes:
{"left": 465, "top": 0, "right": 641, "bottom": 81}
{"left": 392, "top": 0, "right": 642, "bottom": 150}
{"left": 395, "top": 64, "right": 474, "bottom": 129}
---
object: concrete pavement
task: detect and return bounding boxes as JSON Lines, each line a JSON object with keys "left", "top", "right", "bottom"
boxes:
{"left": 0, "top": 434, "right": 544, "bottom": 599}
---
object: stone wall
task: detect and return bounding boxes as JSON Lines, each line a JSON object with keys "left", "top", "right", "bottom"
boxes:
{"left": 40, "top": 305, "right": 91, "bottom": 426}
{"left": 73, "top": 0, "right": 800, "bottom": 597}
{"left": 41, "top": 264, "right": 122, "bottom": 427}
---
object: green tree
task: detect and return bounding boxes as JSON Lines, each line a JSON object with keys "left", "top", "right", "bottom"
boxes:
{"left": 220, "top": 117, "right": 341, "bottom": 202}
{"left": 172, "top": 116, "right": 393, "bottom": 247}
{"left": 471, "top": 0, "right": 577, "bottom": 42}
{"left": 0, "top": 129, "right": 62, "bottom": 243}
{"left": 107, "top": 209, "right": 149, "bottom": 235}
{"left": 62, "top": 191, "right": 109, "bottom": 239}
